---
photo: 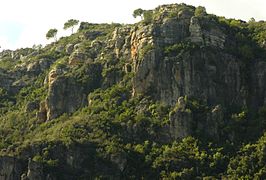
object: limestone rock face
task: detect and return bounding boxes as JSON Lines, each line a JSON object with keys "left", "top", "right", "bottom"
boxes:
{"left": 133, "top": 47, "right": 244, "bottom": 106}
{"left": 169, "top": 99, "right": 225, "bottom": 140}
{"left": 189, "top": 16, "right": 226, "bottom": 48}
{"left": 128, "top": 8, "right": 251, "bottom": 108}
{"left": 26, "top": 58, "right": 52, "bottom": 75}
{"left": 128, "top": 11, "right": 191, "bottom": 103}
{"left": 111, "top": 27, "right": 132, "bottom": 59}
{"left": 43, "top": 63, "right": 102, "bottom": 121}
{"left": 46, "top": 75, "right": 86, "bottom": 120}
{"left": 170, "top": 97, "right": 193, "bottom": 139}
{"left": 122, "top": 4, "right": 266, "bottom": 140}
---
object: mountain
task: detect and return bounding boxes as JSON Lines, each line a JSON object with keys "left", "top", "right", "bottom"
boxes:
{"left": 0, "top": 3, "right": 266, "bottom": 179}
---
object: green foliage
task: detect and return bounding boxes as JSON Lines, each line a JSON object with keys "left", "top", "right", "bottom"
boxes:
{"left": 46, "top": 28, "right": 58, "bottom": 41}
{"left": 0, "top": 58, "right": 17, "bottom": 70}
{"left": 143, "top": 10, "right": 153, "bottom": 24}
{"left": 68, "top": 62, "right": 102, "bottom": 91}
{"left": 132, "top": 8, "right": 153, "bottom": 24}
{"left": 248, "top": 20, "right": 266, "bottom": 47}
{"left": 227, "top": 133, "right": 266, "bottom": 179}
{"left": 133, "top": 8, "right": 144, "bottom": 19}
{"left": 139, "top": 44, "right": 154, "bottom": 59}
{"left": 194, "top": 6, "right": 207, "bottom": 17}
{"left": 153, "top": 137, "right": 203, "bottom": 178}
{"left": 64, "top": 19, "right": 79, "bottom": 34}
{"left": 152, "top": 3, "right": 195, "bottom": 20}
{"left": 164, "top": 42, "right": 197, "bottom": 56}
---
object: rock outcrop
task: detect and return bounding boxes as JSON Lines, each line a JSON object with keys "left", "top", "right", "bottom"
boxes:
{"left": 206, "top": 105, "right": 224, "bottom": 139}
{"left": 46, "top": 75, "right": 87, "bottom": 120}
{"left": 189, "top": 16, "right": 226, "bottom": 48}
{"left": 37, "top": 62, "right": 102, "bottom": 121}
{"left": 127, "top": 4, "right": 265, "bottom": 112}
{"left": 170, "top": 97, "right": 193, "bottom": 139}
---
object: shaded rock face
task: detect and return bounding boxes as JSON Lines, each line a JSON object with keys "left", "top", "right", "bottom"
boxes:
{"left": 0, "top": 143, "right": 125, "bottom": 180}
{"left": 36, "top": 101, "right": 48, "bottom": 122}
{"left": 206, "top": 105, "right": 224, "bottom": 139}
{"left": 169, "top": 98, "right": 225, "bottom": 140}
{"left": 254, "top": 61, "right": 266, "bottom": 107}
{"left": 170, "top": 97, "right": 193, "bottom": 139}
{"left": 155, "top": 12, "right": 192, "bottom": 46}
{"left": 43, "top": 63, "right": 102, "bottom": 121}
{"left": 0, "top": 144, "right": 100, "bottom": 180}
{"left": 25, "top": 159, "right": 44, "bottom": 180}
{"left": 0, "top": 156, "right": 23, "bottom": 180}
{"left": 25, "top": 101, "right": 39, "bottom": 113}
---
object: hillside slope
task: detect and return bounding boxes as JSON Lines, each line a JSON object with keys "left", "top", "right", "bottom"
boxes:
{"left": 0, "top": 3, "right": 266, "bottom": 179}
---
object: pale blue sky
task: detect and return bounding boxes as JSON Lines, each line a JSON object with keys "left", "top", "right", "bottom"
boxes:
{"left": 0, "top": 21, "right": 23, "bottom": 45}
{"left": 0, "top": 0, "right": 266, "bottom": 50}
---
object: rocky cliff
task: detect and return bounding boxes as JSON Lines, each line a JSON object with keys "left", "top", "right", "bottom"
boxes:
{"left": 0, "top": 3, "right": 266, "bottom": 179}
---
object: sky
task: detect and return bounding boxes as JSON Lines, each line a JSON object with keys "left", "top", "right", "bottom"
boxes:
{"left": 0, "top": 0, "right": 266, "bottom": 50}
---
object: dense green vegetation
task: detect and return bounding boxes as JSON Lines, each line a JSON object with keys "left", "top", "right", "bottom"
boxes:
{"left": 0, "top": 3, "right": 266, "bottom": 179}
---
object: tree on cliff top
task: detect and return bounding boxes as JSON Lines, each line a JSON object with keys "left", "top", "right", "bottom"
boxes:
{"left": 64, "top": 19, "right": 79, "bottom": 34}
{"left": 46, "top": 28, "right": 58, "bottom": 42}
{"left": 133, "top": 8, "right": 144, "bottom": 19}
{"left": 194, "top": 6, "right": 207, "bottom": 17}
